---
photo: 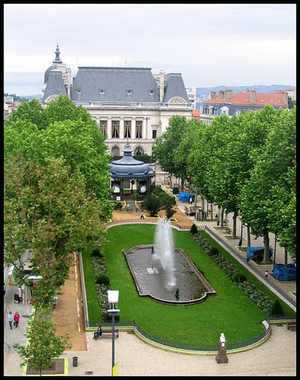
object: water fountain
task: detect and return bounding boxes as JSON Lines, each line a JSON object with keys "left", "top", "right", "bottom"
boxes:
{"left": 123, "top": 220, "right": 216, "bottom": 305}
{"left": 152, "top": 217, "right": 177, "bottom": 291}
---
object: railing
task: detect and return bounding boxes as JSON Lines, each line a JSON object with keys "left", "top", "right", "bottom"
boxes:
{"left": 133, "top": 319, "right": 271, "bottom": 353}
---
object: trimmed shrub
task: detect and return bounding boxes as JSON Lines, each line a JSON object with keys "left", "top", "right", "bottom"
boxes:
{"left": 232, "top": 272, "right": 247, "bottom": 283}
{"left": 269, "top": 299, "right": 284, "bottom": 316}
{"left": 96, "top": 275, "right": 110, "bottom": 286}
{"left": 91, "top": 248, "right": 102, "bottom": 258}
{"left": 190, "top": 224, "right": 198, "bottom": 235}
{"left": 142, "top": 195, "right": 161, "bottom": 216}
{"left": 209, "top": 247, "right": 219, "bottom": 256}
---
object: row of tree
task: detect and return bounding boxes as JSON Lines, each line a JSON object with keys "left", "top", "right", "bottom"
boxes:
{"left": 152, "top": 106, "right": 296, "bottom": 264}
{"left": 4, "top": 95, "right": 114, "bottom": 373}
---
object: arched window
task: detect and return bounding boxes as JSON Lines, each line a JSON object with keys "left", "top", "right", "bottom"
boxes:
{"left": 134, "top": 147, "right": 144, "bottom": 156}
{"left": 111, "top": 146, "right": 120, "bottom": 156}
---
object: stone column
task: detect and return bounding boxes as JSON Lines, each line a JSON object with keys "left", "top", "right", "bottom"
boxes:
{"left": 131, "top": 119, "right": 136, "bottom": 141}
{"left": 120, "top": 117, "right": 124, "bottom": 140}
{"left": 142, "top": 118, "right": 146, "bottom": 140}
{"left": 107, "top": 117, "right": 112, "bottom": 139}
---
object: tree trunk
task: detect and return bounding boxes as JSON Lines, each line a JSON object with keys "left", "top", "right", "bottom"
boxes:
{"left": 210, "top": 203, "right": 213, "bottom": 220}
{"left": 247, "top": 225, "right": 251, "bottom": 247}
{"left": 220, "top": 208, "right": 225, "bottom": 228}
{"left": 232, "top": 210, "right": 238, "bottom": 238}
{"left": 181, "top": 177, "right": 184, "bottom": 192}
{"left": 262, "top": 232, "right": 270, "bottom": 264}
{"left": 284, "top": 249, "right": 288, "bottom": 266}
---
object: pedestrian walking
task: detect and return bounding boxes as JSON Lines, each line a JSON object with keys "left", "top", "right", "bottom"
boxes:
{"left": 8, "top": 311, "right": 13, "bottom": 330}
{"left": 4, "top": 282, "right": 6, "bottom": 296}
{"left": 238, "top": 239, "right": 242, "bottom": 251}
{"left": 14, "top": 311, "right": 20, "bottom": 328}
{"left": 265, "top": 270, "right": 269, "bottom": 279}
{"left": 140, "top": 211, "right": 145, "bottom": 220}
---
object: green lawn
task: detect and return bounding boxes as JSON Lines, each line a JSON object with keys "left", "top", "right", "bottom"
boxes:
{"left": 83, "top": 224, "right": 288, "bottom": 345}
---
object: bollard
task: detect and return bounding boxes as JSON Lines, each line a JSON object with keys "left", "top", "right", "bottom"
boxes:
{"left": 215, "top": 333, "right": 228, "bottom": 363}
{"left": 73, "top": 356, "right": 78, "bottom": 367}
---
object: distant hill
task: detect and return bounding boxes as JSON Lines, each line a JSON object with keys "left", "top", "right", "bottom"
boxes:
{"left": 196, "top": 84, "right": 294, "bottom": 106}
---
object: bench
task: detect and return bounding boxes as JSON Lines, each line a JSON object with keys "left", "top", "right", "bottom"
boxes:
{"left": 287, "top": 322, "right": 296, "bottom": 331}
{"left": 94, "top": 329, "right": 119, "bottom": 340}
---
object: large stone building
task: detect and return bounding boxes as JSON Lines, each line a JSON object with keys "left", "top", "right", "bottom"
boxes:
{"left": 42, "top": 45, "right": 193, "bottom": 156}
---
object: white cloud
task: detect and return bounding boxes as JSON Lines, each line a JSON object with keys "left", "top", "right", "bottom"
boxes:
{"left": 4, "top": 3, "right": 296, "bottom": 94}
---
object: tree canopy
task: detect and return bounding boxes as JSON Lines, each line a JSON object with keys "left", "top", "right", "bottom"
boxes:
{"left": 153, "top": 106, "right": 296, "bottom": 262}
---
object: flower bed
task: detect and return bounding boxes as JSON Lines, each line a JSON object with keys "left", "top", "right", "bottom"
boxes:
{"left": 192, "top": 232, "right": 272, "bottom": 313}
{"left": 91, "top": 251, "right": 110, "bottom": 321}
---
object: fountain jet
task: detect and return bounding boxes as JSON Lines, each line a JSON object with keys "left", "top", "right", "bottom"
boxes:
{"left": 154, "top": 217, "right": 177, "bottom": 291}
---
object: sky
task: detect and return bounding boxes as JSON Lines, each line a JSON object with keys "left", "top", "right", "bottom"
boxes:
{"left": 4, "top": 3, "right": 296, "bottom": 96}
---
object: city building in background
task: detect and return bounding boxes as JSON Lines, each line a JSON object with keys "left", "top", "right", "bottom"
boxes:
{"left": 42, "top": 45, "right": 194, "bottom": 156}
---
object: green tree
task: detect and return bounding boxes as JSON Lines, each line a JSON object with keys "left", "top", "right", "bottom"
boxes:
{"left": 6, "top": 98, "right": 47, "bottom": 129}
{"left": 152, "top": 115, "right": 189, "bottom": 190}
{"left": 263, "top": 108, "right": 296, "bottom": 261}
{"left": 4, "top": 156, "right": 109, "bottom": 311}
{"left": 240, "top": 106, "right": 296, "bottom": 263}
{"left": 5, "top": 95, "right": 113, "bottom": 215}
{"left": 14, "top": 312, "right": 71, "bottom": 375}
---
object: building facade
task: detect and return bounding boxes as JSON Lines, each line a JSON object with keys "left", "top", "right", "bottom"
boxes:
{"left": 42, "top": 46, "right": 193, "bottom": 156}
{"left": 200, "top": 89, "right": 289, "bottom": 125}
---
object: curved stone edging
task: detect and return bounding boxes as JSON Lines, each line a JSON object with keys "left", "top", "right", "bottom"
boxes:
{"left": 133, "top": 320, "right": 271, "bottom": 355}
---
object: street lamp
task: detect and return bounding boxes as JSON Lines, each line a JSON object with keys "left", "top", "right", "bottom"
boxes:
{"left": 107, "top": 290, "right": 120, "bottom": 376}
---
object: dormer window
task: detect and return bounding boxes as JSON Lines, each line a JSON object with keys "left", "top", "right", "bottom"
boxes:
{"left": 127, "top": 89, "right": 133, "bottom": 96}
{"left": 99, "top": 89, "right": 105, "bottom": 95}
{"left": 76, "top": 88, "right": 82, "bottom": 95}
{"left": 149, "top": 89, "right": 154, "bottom": 96}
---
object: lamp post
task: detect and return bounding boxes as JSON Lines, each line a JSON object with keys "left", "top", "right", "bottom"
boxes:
{"left": 107, "top": 290, "right": 120, "bottom": 376}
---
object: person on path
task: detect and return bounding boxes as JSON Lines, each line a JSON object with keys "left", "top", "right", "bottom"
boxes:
{"left": 4, "top": 282, "right": 6, "bottom": 296}
{"left": 140, "top": 211, "right": 145, "bottom": 220}
{"left": 265, "top": 270, "right": 269, "bottom": 279}
{"left": 93, "top": 325, "right": 102, "bottom": 340}
{"left": 14, "top": 311, "right": 20, "bottom": 328}
{"left": 8, "top": 311, "right": 13, "bottom": 330}
{"left": 238, "top": 239, "right": 242, "bottom": 251}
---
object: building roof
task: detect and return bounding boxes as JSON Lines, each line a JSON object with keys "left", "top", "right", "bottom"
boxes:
{"left": 42, "top": 70, "right": 67, "bottom": 101}
{"left": 192, "top": 109, "right": 200, "bottom": 118}
{"left": 44, "top": 45, "right": 63, "bottom": 84}
{"left": 71, "top": 67, "right": 190, "bottom": 105}
{"left": 72, "top": 67, "right": 160, "bottom": 103}
{"left": 109, "top": 142, "right": 155, "bottom": 180}
{"left": 205, "top": 92, "right": 288, "bottom": 106}
{"left": 163, "top": 73, "right": 190, "bottom": 103}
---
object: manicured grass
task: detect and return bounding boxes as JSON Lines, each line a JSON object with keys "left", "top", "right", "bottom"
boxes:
{"left": 83, "top": 224, "right": 277, "bottom": 345}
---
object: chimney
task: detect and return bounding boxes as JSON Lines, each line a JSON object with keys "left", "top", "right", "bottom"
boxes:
{"left": 224, "top": 89, "right": 232, "bottom": 101}
{"left": 219, "top": 90, "right": 224, "bottom": 99}
{"left": 210, "top": 91, "right": 216, "bottom": 99}
{"left": 282, "top": 91, "right": 288, "bottom": 104}
{"left": 248, "top": 89, "right": 256, "bottom": 103}
{"left": 159, "top": 70, "right": 165, "bottom": 102}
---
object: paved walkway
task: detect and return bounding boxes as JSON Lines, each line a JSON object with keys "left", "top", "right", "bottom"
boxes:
{"left": 3, "top": 186, "right": 296, "bottom": 376}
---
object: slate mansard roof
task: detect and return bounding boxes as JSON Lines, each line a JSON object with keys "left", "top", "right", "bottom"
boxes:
{"left": 163, "top": 73, "right": 190, "bottom": 104}
{"left": 71, "top": 67, "right": 190, "bottom": 105}
{"left": 72, "top": 67, "right": 160, "bottom": 103}
{"left": 43, "top": 70, "right": 67, "bottom": 101}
